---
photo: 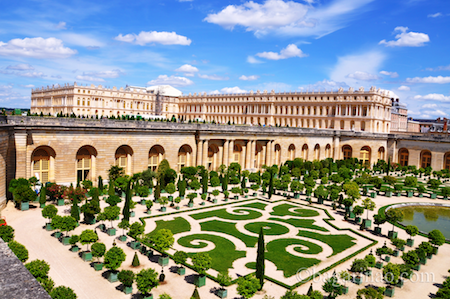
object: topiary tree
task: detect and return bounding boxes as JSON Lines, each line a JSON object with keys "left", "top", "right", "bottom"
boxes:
{"left": 362, "top": 198, "right": 376, "bottom": 220}
{"left": 256, "top": 227, "right": 265, "bottom": 290}
{"left": 0, "top": 225, "right": 14, "bottom": 242}
{"left": 402, "top": 250, "right": 419, "bottom": 266}
{"left": 217, "top": 271, "right": 232, "bottom": 291}
{"left": 322, "top": 275, "right": 343, "bottom": 299}
{"left": 39, "top": 187, "right": 47, "bottom": 206}
{"left": 405, "top": 225, "right": 419, "bottom": 240}
{"left": 91, "top": 242, "right": 106, "bottom": 263}
{"left": 118, "top": 219, "right": 130, "bottom": 238}
{"left": 237, "top": 275, "right": 260, "bottom": 299}
{"left": 79, "top": 229, "right": 98, "bottom": 251}
{"left": 190, "top": 288, "right": 201, "bottom": 299}
{"left": 150, "top": 228, "right": 174, "bottom": 255}
{"left": 391, "top": 238, "right": 406, "bottom": 251}
{"left": 356, "top": 287, "right": 385, "bottom": 299}
{"left": 136, "top": 268, "right": 159, "bottom": 297}
{"left": 173, "top": 250, "right": 188, "bottom": 270}
{"left": 192, "top": 252, "right": 212, "bottom": 276}
{"left": 364, "top": 254, "right": 376, "bottom": 268}
{"left": 103, "top": 206, "right": 120, "bottom": 228}
{"left": 385, "top": 208, "right": 404, "bottom": 233}
{"left": 42, "top": 204, "right": 58, "bottom": 224}
{"left": 40, "top": 277, "right": 55, "bottom": 294}
{"left": 382, "top": 262, "right": 401, "bottom": 285}
{"left": 8, "top": 240, "right": 29, "bottom": 262}
{"left": 50, "top": 286, "right": 77, "bottom": 299}
{"left": 25, "top": 259, "right": 50, "bottom": 280}
{"left": 350, "top": 259, "right": 368, "bottom": 276}
{"left": 428, "top": 229, "right": 446, "bottom": 247}
{"left": 132, "top": 252, "right": 140, "bottom": 267}
{"left": 59, "top": 216, "right": 78, "bottom": 237}
{"left": 118, "top": 270, "right": 135, "bottom": 287}
{"left": 104, "top": 246, "right": 126, "bottom": 272}
{"left": 159, "top": 293, "right": 172, "bottom": 299}
{"left": 129, "top": 221, "right": 145, "bottom": 240}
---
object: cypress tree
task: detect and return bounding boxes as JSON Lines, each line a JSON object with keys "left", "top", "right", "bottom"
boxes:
{"left": 71, "top": 197, "right": 80, "bottom": 222}
{"left": 222, "top": 172, "right": 228, "bottom": 192}
{"left": 98, "top": 176, "right": 103, "bottom": 191}
{"left": 268, "top": 171, "right": 274, "bottom": 199}
{"left": 39, "top": 187, "right": 47, "bottom": 206}
{"left": 387, "top": 157, "right": 391, "bottom": 176}
{"left": 108, "top": 179, "right": 115, "bottom": 196}
{"left": 132, "top": 252, "right": 140, "bottom": 267}
{"left": 256, "top": 227, "right": 265, "bottom": 290}
{"left": 122, "top": 180, "right": 131, "bottom": 221}
{"left": 201, "top": 170, "right": 208, "bottom": 195}
{"left": 190, "top": 288, "right": 201, "bottom": 299}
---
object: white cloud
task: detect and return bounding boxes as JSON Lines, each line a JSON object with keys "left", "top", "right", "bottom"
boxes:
{"left": 346, "top": 71, "right": 380, "bottom": 81}
{"left": 204, "top": 0, "right": 374, "bottom": 38}
{"left": 256, "top": 44, "right": 307, "bottom": 60}
{"left": 300, "top": 79, "right": 349, "bottom": 91}
{"left": 414, "top": 94, "right": 450, "bottom": 102}
{"left": 380, "top": 70, "right": 399, "bottom": 78}
{"left": 24, "top": 84, "right": 35, "bottom": 88}
{"left": 0, "top": 37, "right": 77, "bottom": 59}
{"left": 55, "top": 21, "right": 67, "bottom": 29}
{"left": 422, "top": 103, "right": 437, "bottom": 108}
{"left": 19, "top": 72, "right": 45, "bottom": 78}
{"left": 175, "top": 64, "right": 199, "bottom": 76}
{"left": 425, "top": 65, "right": 450, "bottom": 71}
{"left": 198, "top": 74, "right": 229, "bottom": 80}
{"left": 398, "top": 85, "right": 410, "bottom": 91}
{"left": 379, "top": 26, "right": 430, "bottom": 47}
{"left": 239, "top": 75, "right": 259, "bottom": 81}
{"left": 424, "top": 109, "right": 447, "bottom": 116}
{"left": 7, "top": 64, "right": 34, "bottom": 70}
{"left": 428, "top": 12, "right": 442, "bottom": 18}
{"left": 76, "top": 75, "right": 105, "bottom": 82}
{"left": 83, "top": 69, "right": 124, "bottom": 78}
{"left": 247, "top": 56, "right": 263, "bottom": 64}
{"left": 115, "top": 31, "right": 191, "bottom": 46}
{"left": 147, "top": 75, "right": 194, "bottom": 87}
{"left": 221, "top": 86, "right": 247, "bottom": 93}
{"left": 60, "top": 33, "right": 104, "bottom": 47}
{"left": 406, "top": 76, "right": 450, "bottom": 84}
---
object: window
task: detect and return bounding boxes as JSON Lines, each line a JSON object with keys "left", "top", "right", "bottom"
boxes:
{"left": 360, "top": 146, "right": 371, "bottom": 167}
{"left": 33, "top": 149, "right": 49, "bottom": 184}
{"left": 302, "top": 144, "right": 308, "bottom": 160}
{"left": 343, "top": 145, "right": 352, "bottom": 160}
{"left": 378, "top": 147, "right": 385, "bottom": 161}
{"left": 76, "top": 148, "right": 91, "bottom": 182}
{"left": 149, "top": 146, "right": 164, "bottom": 171}
{"left": 116, "top": 147, "right": 127, "bottom": 168}
{"left": 421, "top": 151, "right": 432, "bottom": 168}
{"left": 445, "top": 153, "right": 450, "bottom": 170}
{"left": 288, "top": 144, "right": 295, "bottom": 160}
{"left": 314, "top": 144, "right": 320, "bottom": 160}
{"left": 233, "top": 144, "right": 242, "bottom": 163}
{"left": 399, "top": 149, "right": 408, "bottom": 166}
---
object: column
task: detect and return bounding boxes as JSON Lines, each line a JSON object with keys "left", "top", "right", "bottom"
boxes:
{"left": 223, "top": 140, "right": 229, "bottom": 167}
{"left": 392, "top": 139, "right": 397, "bottom": 164}
{"left": 250, "top": 141, "right": 256, "bottom": 169}
{"left": 245, "top": 141, "right": 251, "bottom": 169}
{"left": 228, "top": 140, "right": 234, "bottom": 166}
{"left": 218, "top": 143, "right": 224, "bottom": 168}
{"left": 267, "top": 141, "right": 273, "bottom": 166}
{"left": 196, "top": 140, "right": 203, "bottom": 167}
{"left": 262, "top": 143, "right": 267, "bottom": 167}
{"left": 202, "top": 140, "right": 208, "bottom": 167}
{"left": 241, "top": 142, "right": 247, "bottom": 168}
{"left": 333, "top": 136, "right": 340, "bottom": 160}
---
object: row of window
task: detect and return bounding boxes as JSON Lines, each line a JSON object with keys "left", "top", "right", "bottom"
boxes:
{"left": 399, "top": 149, "right": 450, "bottom": 169}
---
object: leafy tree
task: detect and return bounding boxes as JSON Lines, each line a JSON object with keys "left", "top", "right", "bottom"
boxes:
{"left": 132, "top": 252, "right": 140, "bottom": 267}
{"left": 364, "top": 254, "right": 376, "bottom": 267}
{"left": 79, "top": 229, "right": 98, "bottom": 251}
{"left": 70, "top": 197, "right": 80, "bottom": 223}
{"left": 106, "top": 195, "right": 121, "bottom": 206}
{"left": 25, "top": 259, "right": 50, "bottom": 279}
{"left": 362, "top": 198, "right": 376, "bottom": 219}
{"left": 391, "top": 238, "right": 406, "bottom": 250}
{"left": 356, "top": 287, "right": 384, "bottom": 299}
{"left": 402, "top": 250, "right": 419, "bottom": 266}
{"left": 322, "top": 275, "right": 343, "bottom": 299}
{"left": 159, "top": 293, "right": 172, "bottom": 299}
{"left": 146, "top": 199, "right": 154, "bottom": 211}
{"left": 405, "top": 225, "right": 419, "bottom": 239}
{"left": 385, "top": 208, "right": 404, "bottom": 232}
{"left": 8, "top": 240, "right": 29, "bottom": 262}
{"left": 39, "top": 187, "right": 47, "bottom": 205}
{"left": 404, "top": 176, "right": 418, "bottom": 187}
{"left": 166, "top": 182, "right": 176, "bottom": 197}
{"left": 118, "top": 270, "right": 135, "bottom": 287}
{"left": 382, "top": 263, "right": 401, "bottom": 285}
{"left": 192, "top": 252, "right": 212, "bottom": 275}
{"left": 118, "top": 219, "right": 130, "bottom": 237}
{"left": 159, "top": 196, "right": 169, "bottom": 208}
{"left": 280, "top": 290, "right": 308, "bottom": 299}
{"left": 428, "top": 229, "right": 446, "bottom": 247}
{"left": 13, "top": 184, "right": 37, "bottom": 203}
{"left": 108, "top": 165, "right": 124, "bottom": 183}
{"left": 256, "top": 227, "right": 265, "bottom": 290}
{"left": 217, "top": 271, "right": 232, "bottom": 289}
{"left": 0, "top": 225, "right": 14, "bottom": 242}
{"left": 350, "top": 259, "right": 368, "bottom": 275}
{"left": 150, "top": 228, "right": 174, "bottom": 254}
{"left": 237, "top": 275, "right": 260, "bottom": 299}
{"left": 129, "top": 222, "right": 145, "bottom": 239}
{"left": 173, "top": 250, "right": 188, "bottom": 267}
{"left": 59, "top": 216, "right": 78, "bottom": 237}
{"left": 373, "top": 213, "right": 386, "bottom": 228}
{"left": 50, "top": 286, "right": 77, "bottom": 299}
{"left": 104, "top": 246, "right": 126, "bottom": 271}
{"left": 136, "top": 268, "right": 159, "bottom": 296}
{"left": 51, "top": 215, "right": 63, "bottom": 233}
{"left": 42, "top": 204, "right": 58, "bottom": 223}
{"left": 103, "top": 206, "right": 120, "bottom": 228}
{"left": 69, "top": 235, "right": 79, "bottom": 247}
{"left": 177, "top": 179, "right": 187, "bottom": 197}
{"left": 91, "top": 242, "right": 106, "bottom": 263}
{"left": 140, "top": 169, "right": 156, "bottom": 188}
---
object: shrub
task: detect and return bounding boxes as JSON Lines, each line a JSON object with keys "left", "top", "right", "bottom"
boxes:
{"left": 0, "top": 225, "right": 14, "bottom": 242}
{"left": 364, "top": 254, "right": 376, "bottom": 267}
{"left": 237, "top": 275, "right": 260, "bottom": 299}
{"left": 8, "top": 240, "right": 29, "bottom": 262}
{"left": 39, "top": 277, "right": 55, "bottom": 294}
{"left": 118, "top": 270, "right": 135, "bottom": 287}
{"left": 50, "top": 286, "right": 77, "bottom": 299}
{"left": 136, "top": 268, "right": 159, "bottom": 296}
{"left": 132, "top": 252, "right": 140, "bottom": 267}
{"left": 91, "top": 242, "right": 106, "bottom": 262}
{"left": 104, "top": 246, "right": 126, "bottom": 271}
{"left": 25, "top": 259, "right": 50, "bottom": 279}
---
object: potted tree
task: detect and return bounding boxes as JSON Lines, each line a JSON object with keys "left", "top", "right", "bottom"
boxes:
{"left": 187, "top": 192, "right": 196, "bottom": 207}
{"left": 394, "top": 184, "right": 403, "bottom": 197}
{"left": 350, "top": 259, "right": 368, "bottom": 285}
{"left": 165, "top": 183, "right": 176, "bottom": 202}
{"left": 69, "top": 235, "right": 80, "bottom": 252}
{"left": 13, "top": 183, "right": 37, "bottom": 211}
{"left": 174, "top": 196, "right": 181, "bottom": 209}
{"left": 91, "top": 242, "right": 106, "bottom": 271}
{"left": 146, "top": 200, "right": 153, "bottom": 214}
{"left": 385, "top": 208, "right": 404, "bottom": 239}
{"left": 362, "top": 198, "right": 375, "bottom": 228}
{"left": 173, "top": 250, "right": 188, "bottom": 275}
{"left": 353, "top": 205, "right": 364, "bottom": 224}
{"left": 104, "top": 245, "right": 126, "bottom": 282}
{"left": 231, "top": 187, "right": 241, "bottom": 200}
{"left": 39, "top": 187, "right": 47, "bottom": 208}
{"left": 159, "top": 196, "right": 169, "bottom": 212}
{"left": 402, "top": 250, "right": 420, "bottom": 271}
{"left": 51, "top": 215, "right": 63, "bottom": 239}
{"left": 150, "top": 229, "right": 174, "bottom": 266}
{"left": 290, "top": 180, "right": 301, "bottom": 199}
{"left": 79, "top": 229, "right": 99, "bottom": 262}
{"left": 382, "top": 263, "right": 401, "bottom": 297}
{"left": 118, "top": 219, "right": 130, "bottom": 242}
{"left": 103, "top": 206, "right": 120, "bottom": 236}
{"left": 136, "top": 268, "right": 159, "bottom": 299}
{"left": 59, "top": 216, "right": 77, "bottom": 246}
{"left": 212, "top": 190, "right": 220, "bottom": 203}
{"left": 96, "top": 212, "right": 107, "bottom": 232}
{"left": 129, "top": 222, "right": 145, "bottom": 249}
{"left": 216, "top": 271, "right": 232, "bottom": 298}
{"left": 391, "top": 238, "right": 407, "bottom": 256}
{"left": 373, "top": 213, "right": 386, "bottom": 235}
{"left": 339, "top": 270, "right": 351, "bottom": 294}
{"left": 223, "top": 191, "right": 229, "bottom": 202}
{"left": 428, "top": 229, "right": 445, "bottom": 254}
{"left": 118, "top": 270, "right": 135, "bottom": 294}
{"left": 405, "top": 225, "right": 418, "bottom": 247}
{"left": 192, "top": 252, "right": 212, "bottom": 287}
{"left": 42, "top": 204, "right": 58, "bottom": 231}
{"left": 250, "top": 184, "right": 260, "bottom": 197}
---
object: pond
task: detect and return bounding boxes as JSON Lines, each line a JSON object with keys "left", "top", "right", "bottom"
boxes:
{"left": 397, "top": 205, "right": 450, "bottom": 240}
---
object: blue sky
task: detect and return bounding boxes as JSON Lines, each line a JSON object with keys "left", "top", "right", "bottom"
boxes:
{"left": 0, "top": 0, "right": 449, "bottom": 119}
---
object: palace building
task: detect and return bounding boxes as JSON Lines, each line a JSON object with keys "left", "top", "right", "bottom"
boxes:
{"left": 0, "top": 83, "right": 448, "bottom": 211}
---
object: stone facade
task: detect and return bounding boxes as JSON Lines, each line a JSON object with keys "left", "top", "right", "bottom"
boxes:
{"left": 1, "top": 116, "right": 449, "bottom": 210}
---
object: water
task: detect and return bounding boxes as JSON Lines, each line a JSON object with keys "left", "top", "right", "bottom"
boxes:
{"left": 398, "top": 206, "right": 450, "bottom": 240}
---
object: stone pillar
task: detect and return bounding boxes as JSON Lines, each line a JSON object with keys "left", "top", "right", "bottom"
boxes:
{"left": 245, "top": 141, "right": 251, "bottom": 169}
{"left": 267, "top": 141, "right": 273, "bottom": 166}
{"left": 392, "top": 139, "right": 397, "bottom": 164}
{"left": 202, "top": 140, "right": 208, "bottom": 167}
{"left": 223, "top": 140, "right": 229, "bottom": 167}
{"left": 196, "top": 140, "right": 202, "bottom": 167}
{"left": 333, "top": 136, "right": 340, "bottom": 160}
{"left": 14, "top": 130, "right": 27, "bottom": 179}
{"left": 250, "top": 141, "right": 256, "bottom": 169}
{"left": 218, "top": 143, "right": 223, "bottom": 169}
{"left": 262, "top": 143, "right": 267, "bottom": 168}
{"left": 229, "top": 140, "right": 234, "bottom": 165}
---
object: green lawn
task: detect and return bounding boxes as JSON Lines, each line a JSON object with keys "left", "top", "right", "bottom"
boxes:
{"left": 177, "top": 233, "right": 246, "bottom": 273}
{"left": 190, "top": 208, "right": 263, "bottom": 221}
{"left": 270, "top": 203, "right": 319, "bottom": 217}
{"left": 268, "top": 217, "right": 329, "bottom": 232}
{"left": 237, "top": 202, "right": 268, "bottom": 211}
{"left": 147, "top": 217, "right": 191, "bottom": 236}
{"left": 200, "top": 220, "right": 258, "bottom": 247}
{"left": 244, "top": 221, "right": 290, "bottom": 235}
{"left": 296, "top": 231, "right": 356, "bottom": 256}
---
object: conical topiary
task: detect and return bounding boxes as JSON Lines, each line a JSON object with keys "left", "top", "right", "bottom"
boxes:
{"left": 190, "top": 287, "right": 200, "bottom": 299}
{"left": 132, "top": 252, "right": 140, "bottom": 267}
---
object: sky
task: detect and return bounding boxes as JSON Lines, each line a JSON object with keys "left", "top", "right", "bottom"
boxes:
{"left": 0, "top": 0, "right": 449, "bottom": 119}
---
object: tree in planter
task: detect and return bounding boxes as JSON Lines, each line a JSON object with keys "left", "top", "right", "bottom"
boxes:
{"left": 201, "top": 169, "right": 209, "bottom": 195}
{"left": 174, "top": 196, "right": 181, "bottom": 208}
{"left": 405, "top": 225, "right": 418, "bottom": 245}
{"left": 192, "top": 252, "right": 212, "bottom": 276}
{"left": 231, "top": 187, "right": 242, "bottom": 198}
{"left": 223, "top": 190, "right": 230, "bottom": 200}
{"left": 59, "top": 216, "right": 78, "bottom": 237}
{"left": 428, "top": 229, "right": 446, "bottom": 248}
{"left": 402, "top": 250, "right": 419, "bottom": 267}
{"left": 69, "top": 235, "right": 79, "bottom": 251}
{"left": 385, "top": 208, "right": 404, "bottom": 235}
{"left": 136, "top": 268, "right": 159, "bottom": 297}
{"left": 416, "top": 185, "right": 426, "bottom": 196}
{"left": 364, "top": 254, "right": 376, "bottom": 268}
{"left": 91, "top": 242, "right": 106, "bottom": 265}
{"left": 394, "top": 183, "right": 403, "bottom": 195}
{"left": 177, "top": 179, "right": 187, "bottom": 198}
{"left": 210, "top": 176, "right": 221, "bottom": 188}
{"left": 382, "top": 263, "right": 401, "bottom": 285}
{"left": 103, "top": 206, "right": 120, "bottom": 229}
{"left": 290, "top": 180, "right": 301, "bottom": 196}
{"left": 322, "top": 275, "right": 343, "bottom": 299}
{"left": 165, "top": 183, "right": 176, "bottom": 199}
{"left": 356, "top": 287, "right": 385, "bottom": 299}
{"left": 42, "top": 204, "right": 58, "bottom": 225}
{"left": 190, "top": 179, "right": 201, "bottom": 193}
{"left": 129, "top": 222, "right": 145, "bottom": 240}
{"left": 13, "top": 184, "right": 37, "bottom": 208}
{"left": 132, "top": 252, "right": 140, "bottom": 267}
{"left": 118, "top": 219, "right": 130, "bottom": 238}
{"left": 391, "top": 238, "right": 407, "bottom": 251}
{"left": 8, "top": 240, "right": 29, "bottom": 262}
{"left": 122, "top": 179, "right": 132, "bottom": 221}
{"left": 150, "top": 228, "right": 174, "bottom": 255}
{"left": 201, "top": 193, "right": 207, "bottom": 203}
{"left": 187, "top": 192, "right": 197, "bottom": 205}
{"left": 79, "top": 229, "right": 98, "bottom": 251}
{"left": 362, "top": 198, "right": 376, "bottom": 220}
{"left": 173, "top": 250, "right": 188, "bottom": 271}
{"left": 51, "top": 215, "right": 63, "bottom": 236}
{"left": 81, "top": 196, "right": 100, "bottom": 224}
{"left": 104, "top": 245, "right": 126, "bottom": 272}
{"left": 350, "top": 259, "right": 369, "bottom": 277}
{"left": 50, "top": 286, "right": 77, "bottom": 299}
{"left": 159, "top": 196, "right": 169, "bottom": 210}
{"left": 237, "top": 275, "right": 260, "bottom": 299}
{"left": 39, "top": 187, "right": 47, "bottom": 207}
{"left": 106, "top": 195, "right": 122, "bottom": 206}
{"left": 353, "top": 205, "right": 364, "bottom": 221}
{"left": 373, "top": 214, "right": 386, "bottom": 231}
{"left": 146, "top": 200, "right": 153, "bottom": 213}
{"left": 217, "top": 271, "right": 232, "bottom": 295}
{"left": 118, "top": 270, "right": 135, "bottom": 292}
{"left": 70, "top": 197, "right": 80, "bottom": 223}
{"left": 0, "top": 225, "right": 14, "bottom": 242}
{"left": 211, "top": 189, "right": 220, "bottom": 201}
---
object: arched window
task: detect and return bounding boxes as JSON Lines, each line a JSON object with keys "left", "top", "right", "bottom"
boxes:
{"left": 314, "top": 144, "right": 320, "bottom": 160}
{"left": 325, "top": 144, "right": 331, "bottom": 158}
{"left": 342, "top": 145, "right": 352, "bottom": 160}
{"left": 274, "top": 144, "right": 281, "bottom": 166}
{"left": 288, "top": 144, "right": 295, "bottom": 160}
{"left": 378, "top": 147, "right": 385, "bottom": 161}
{"left": 399, "top": 148, "right": 409, "bottom": 166}
{"left": 444, "top": 152, "right": 450, "bottom": 170}
{"left": 233, "top": 144, "right": 242, "bottom": 164}
{"left": 178, "top": 145, "right": 192, "bottom": 171}
{"left": 360, "top": 146, "right": 371, "bottom": 167}
{"left": 302, "top": 144, "right": 308, "bottom": 160}
{"left": 148, "top": 145, "right": 165, "bottom": 171}
{"left": 421, "top": 150, "right": 432, "bottom": 168}
{"left": 76, "top": 146, "right": 96, "bottom": 182}
{"left": 32, "top": 148, "right": 50, "bottom": 184}
{"left": 116, "top": 146, "right": 133, "bottom": 174}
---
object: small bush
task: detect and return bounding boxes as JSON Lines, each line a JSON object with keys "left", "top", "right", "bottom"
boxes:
{"left": 8, "top": 240, "right": 29, "bottom": 262}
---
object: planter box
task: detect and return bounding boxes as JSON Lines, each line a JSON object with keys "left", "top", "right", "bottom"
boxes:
{"left": 375, "top": 262, "right": 383, "bottom": 269}
{"left": 62, "top": 236, "right": 71, "bottom": 246}
{"left": 400, "top": 246, "right": 405, "bottom": 251}
{"left": 432, "top": 247, "right": 439, "bottom": 255}
{"left": 158, "top": 256, "right": 169, "bottom": 267}
{"left": 168, "top": 196, "right": 173, "bottom": 201}
{"left": 234, "top": 196, "right": 239, "bottom": 200}
{"left": 419, "top": 193, "right": 423, "bottom": 198}
{"left": 384, "top": 287, "right": 395, "bottom": 297}
{"left": 124, "top": 286, "right": 133, "bottom": 294}
{"left": 355, "top": 217, "right": 362, "bottom": 224}
{"left": 140, "top": 199, "right": 146, "bottom": 205}
{"left": 294, "top": 193, "right": 300, "bottom": 199}
{"left": 341, "top": 286, "right": 349, "bottom": 294}
{"left": 407, "top": 191, "right": 413, "bottom": 198}
{"left": 54, "top": 231, "right": 62, "bottom": 239}
{"left": 108, "top": 271, "right": 118, "bottom": 283}
{"left": 147, "top": 210, "right": 152, "bottom": 214}
{"left": 253, "top": 192, "right": 257, "bottom": 196}
{"left": 364, "top": 269, "right": 372, "bottom": 277}
{"left": 396, "top": 279, "right": 404, "bottom": 288}
{"left": 146, "top": 249, "right": 153, "bottom": 257}
{"left": 107, "top": 228, "right": 116, "bottom": 236}
{"left": 40, "top": 203, "right": 46, "bottom": 208}
{"left": 119, "top": 235, "right": 127, "bottom": 242}
{"left": 430, "top": 193, "right": 437, "bottom": 199}
{"left": 177, "top": 267, "right": 186, "bottom": 275}
{"left": 364, "top": 219, "right": 372, "bottom": 228}
{"left": 354, "top": 276, "right": 362, "bottom": 285}
{"left": 374, "top": 227, "right": 382, "bottom": 235}
{"left": 45, "top": 223, "right": 54, "bottom": 231}
{"left": 348, "top": 212, "right": 355, "bottom": 219}
{"left": 388, "top": 231, "right": 398, "bottom": 239}
{"left": 188, "top": 202, "right": 194, "bottom": 208}
{"left": 427, "top": 254, "right": 432, "bottom": 260}
{"left": 412, "top": 264, "right": 421, "bottom": 271}
{"left": 396, "top": 193, "right": 401, "bottom": 197}
{"left": 385, "top": 256, "right": 391, "bottom": 262}
{"left": 393, "top": 250, "right": 399, "bottom": 257}
{"left": 217, "top": 289, "right": 228, "bottom": 298}
{"left": 82, "top": 251, "right": 92, "bottom": 262}
{"left": 130, "top": 211, "right": 135, "bottom": 217}
{"left": 317, "top": 198, "right": 323, "bottom": 204}
{"left": 370, "top": 192, "right": 376, "bottom": 198}
{"left": 98, "top": 224, "right": 106, "bottom": 231}
{"left": 200, "top": 202, "right": 205, "bottom": 205}
{"left": 160, "top": 207, "right": 166, "bottom": 212}
{"left": 176, "top": 206, "right": 180, "bottom": 210}
{"left": 419, "top": 257, "right": 427, "bottom": 265}
{"left": 406, "top": 238, "right": 414, "bottom": 247}
{"left": 94, "top": 262, "right": 103, "bottom": 271}
{"left": 85, "top": 215, "right": 96, "bottom": 225}
{"left": 140, "top": 246, "right": 147, "bottom": 255}
{"left": 142, "top": 295, "right": 153, "bottom": 299}
{"left": 57, "top": 198, "right": 65, "bottom": 206}
{"left": 130, "top": 241, "right": 141, "bottom": 250}
{"left": 71, "top": 245, "right": 79, "bottom": 252}
{"left": 385, "top": 191, "right": 392, "bottom": 197}
{"left": 194, "top": 275, "right": 206, "bottom": 287}
{"left": 19, "top": 202, "right": 29, "bottom": 211}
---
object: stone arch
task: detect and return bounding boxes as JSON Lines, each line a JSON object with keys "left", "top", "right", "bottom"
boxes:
{"left": 76, "top": 145, "right": 98, "bottom": 183}
{"left": 288, "top": 144, "right": 295, "bottom": 160}
{"left": 148, "top": 145, "right": 164, "bottom": 171}
{"left": 399, "top": 148, "right": 409, "bottom": 166}
{"left": 208, "top": 144, "right": 220, "bottom": 170}
{"left": 420, "top": 150, "right": 432, "bottom": 168}
{"left": 302, "top": 144, "right": 308, "bottom": 161}
{"left": 377, "top": 147, "right": 385, "bottom": 161}
{"left": 178, "top": 144, "right": 192, "bottom": 171}
{"left": 116, "top": 145, "right": 134, "bottom": 175}
{"left": 32, "top": 146, "right": 56, "bottom": 184}
{"left": 325, "top": 144, "right": 331, "bottom": 158}
{"left": 314, "top": 144, "right": 320, "bottom": 160}
{"left": 274, "top": 144, "right": 281, "bottom": 166}
{"left": 342, "top": 145, "right": 352, "bottom": 160}
{"left": 360, "top": 146, "right": 371, "bottom": 167}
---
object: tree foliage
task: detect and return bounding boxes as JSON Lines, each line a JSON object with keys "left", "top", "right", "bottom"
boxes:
{"left": 136, "top": 268, "right": 159, "bottom": 295}
{"left": 50, "top": 286, "right": 77, "bottom": 299}
{"left": 8, "top": 240, "right": 29, "bottom": 262}
{"left": 0, "top": 225, "right": 14, "bottom": 242}
{"left": 237, "top": 275, "right": 260, "bottom": 299}
{"left": 104, "top": 246, "right": 126, "bottom": 271}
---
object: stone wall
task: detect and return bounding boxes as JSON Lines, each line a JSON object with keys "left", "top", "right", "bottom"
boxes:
{"left": 0, "top": 128, "right": 8, "bottom": 209}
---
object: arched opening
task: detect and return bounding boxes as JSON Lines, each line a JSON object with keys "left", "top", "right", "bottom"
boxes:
{"left": 116, "top": 145, "right": 133, "bottom": 174}
{"left": 342, "top": 145, "right": 352, "bottom": 160}
{"left": 76, "top": 146, "right": 97, "bottom": 183}
{"left": 325, "top": 144, "right": 331, "bottom": 158}
{"left": 274, "top": 144, "right": 281, "bottom": 166}
{"left": 255, "top": 143, "right": 264, "bottom": 169}
{"left": 399, "top": 148, "right": 409, "bottom": 166}
{"left": 361, "top": 121, "right": 365, "bottom": 131}
{"left": 420, "top": 150, "right": 432, "bottom": 168}
{"left": 377, "top": 147, "right": 385, "bottom": 161}
{"left": 233, "top": 144, "right": 242, "bottom": 164}
{"left": 360, "top": 146, "right": 371, "bottom": 167}
{"left": 444, "top": 152, "right": 450, "bottom": 170}
{"left": 208, "top": 144, "right": 219, "bottom": 170}
{"left": 178, "top": 145, "right": 192, "bottom": 171}
{"left": 302, "top": 144, "right": 308, "bottom": 161}
{"left": 32, "top": 147, "right": 55, "bottom": 184}
{"left": 288, "top": 144, "right": 296, "bottom": 160}
{"left": 148, "top": 145, "right": 165, "bottom": 171}
{"left": 314, "top": 144, "right": 320, "bottom": 160}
